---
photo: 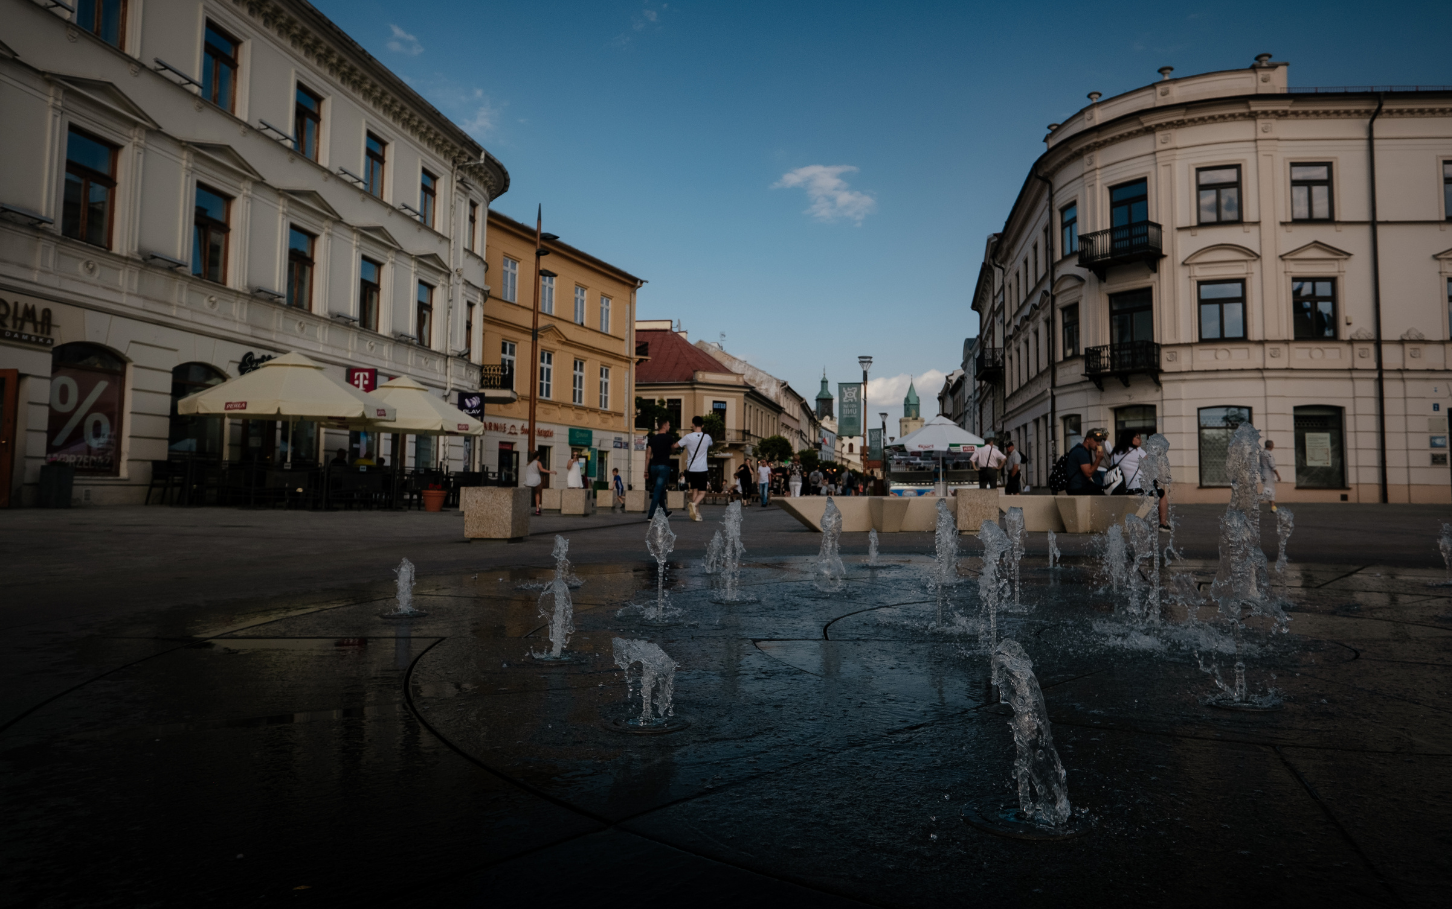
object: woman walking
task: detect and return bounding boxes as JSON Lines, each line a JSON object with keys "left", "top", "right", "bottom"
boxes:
{"left": 524, "top": 451, "right": 555, "bottom": 516}
{"left": 565, "top": 452, "right": 585, "bottom": 489}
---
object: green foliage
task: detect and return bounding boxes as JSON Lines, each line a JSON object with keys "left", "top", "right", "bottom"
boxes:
{"left": 700, "top": 412, "right": 726, "bottom": 444}
{"left": 755, "top": 434, "right": 793, "bottom": 463}
{"left": 796, "top": 448, "right": 820, "bottom": 473}
{"left": 635, "top": 396, "right": 670, "bottom": 431}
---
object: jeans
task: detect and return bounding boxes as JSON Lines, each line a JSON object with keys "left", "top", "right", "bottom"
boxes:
{"left": 759, "top": 482, "right": 769, "bottom": 506}
{"left": 646, "top": 464, "right": 671, "bottom": 518}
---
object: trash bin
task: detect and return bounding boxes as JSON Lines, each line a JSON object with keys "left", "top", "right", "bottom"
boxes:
{"left": 38, "top": 463, "right": 75, "bottom": 508}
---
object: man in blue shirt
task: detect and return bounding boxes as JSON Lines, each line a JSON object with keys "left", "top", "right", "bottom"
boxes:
{"left": 1067, "top": 430, "right": 1106, "bottom": 495}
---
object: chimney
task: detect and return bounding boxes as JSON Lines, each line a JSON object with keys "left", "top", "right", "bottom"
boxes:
{"left": 1087, "top": 91, "right": 1101, "bottom": 103}
{"left": 1158, "top": 66, "right": 1174, "bottom": 81}
{"left": 1255, "top": 53, "right": 1273, "bottom": 68}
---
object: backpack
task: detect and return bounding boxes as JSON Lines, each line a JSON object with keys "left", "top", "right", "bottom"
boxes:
{"left": 1047, "top": 449, "right": 1076, "bottom": 493}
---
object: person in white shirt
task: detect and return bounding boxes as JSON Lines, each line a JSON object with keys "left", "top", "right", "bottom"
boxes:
{"left": 524, "top": 451, "right": 555, "bottom": 516}
{"left": 789, "top": 459, "right": 803, "bottom": 497}
{"left": 565, "top": 452, "right": 585, "bottom": 488}
{"left": 757, "top": 460, "right": 773, "bottom": 507}
{"left": 674, "top": 415, "right": 713, "bottom": 521}
{"left": 972, "top": 440, "right": 1007, "bottom": 489}
{"left": 1260, "top": 439, "right": 1281, "bottom": 512}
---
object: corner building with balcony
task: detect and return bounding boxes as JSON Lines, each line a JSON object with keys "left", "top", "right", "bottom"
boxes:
{"left": 0, "top": 0, "right": 508, "bottom": 506}
{"left": 973, "top": 57, "right": 1452, "bottom": 504}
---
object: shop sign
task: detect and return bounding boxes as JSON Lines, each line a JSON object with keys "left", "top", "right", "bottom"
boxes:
{"left": 613, "top": 436, "right": 624, "bottom": 449}
{"left": 1304, "top": 432, "right": 1333, "bottom": 468}
{"left": 46, "top": 357, "right": 123, "bottom": 474}
{"left": 634, "top": 435, "right": 647, "bottom": 451}
{"left": 457, "top": 391, "right": 484, "bottom": 419}
{"left": 239, "top": 351, "right": 276, "bottom": 375}
{"left": 481, "top": 420, "right": 552, "bottom": 438}
{"left": 568, "top": 427, "right": 593, "bottom": 446}
{"left": 348, "top": 367, "right": 378, "bottom": 392}
{"left": 0, "top": 295, "right": 55, "bottom": 348}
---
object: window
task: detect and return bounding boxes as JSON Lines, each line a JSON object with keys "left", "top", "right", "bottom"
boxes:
{"left": 169, "top": 362, "right": 227, "bottom": 456}
{"left": 1032, "top": 244, "right": 1039, "bottom": 281}
{"left": 1109, "top": 288, "right": 1153, "bottom": 346}
{"left": 538, "top": 351, "right": 553, "bottom": 399}
{"left": 1114, "top": 405, "right": 1156, "bottom": 441}
{"left": 574, "top": 286, "right": 586, "bottom": 325}
{"left": 414, "top": 435, "right": 435, "bottom": 468}
{"left": 541, "top": 274, "right": 555, "bottom": 315}
{"left": 1198, "top": 280, "right": 1245, "bottom": 341}
{"left": 1444, "top": 162, "right": 1452, "bottom": 221}
{"left": 192, "top": 185, "right": 231, "bottom": 283}
{"left": 501, "top": 257, "right": 519, "bottom": 303}
{"left": 599, "top": 366, "right": 610, "bottom": 410}
{"left": 501, "top": 340, "right": 516, "bottom": 389}
{"left": 62, "top": 128, "right": 117, "bottom": 249}
{"left": 572, "top": 358, "right": 585, "bottom": 405}
{"left": 1062, "top": 414, "right": 1081, "bottom": 445}
{"left": 46, "top": 343, "right": 126, "bottom": 476}
{"left": 293, "top": 85, "right": 322, "bottom": 161}
{"left": 286, "top": 227, "right": 314, "bottom": 310}
{"left": 1061, "top": 304, "right": 1079, "bottom": 358}
{"left": 467, "top": 202, "right": 478, "bottom": 252}
{"left": 665, "top": 398, "right": 682, "bottom": 429}
{"left": 75, "top": 0, "right": 126, "bottom": 48}
{"left": 1060, "top": 203, "right": 1077, "bottom": 255}
{"left": 1197, "top": 406, "right": 1252, "bottom": 486}
{"left": 1292, "top": 279, "right": 1337, "bottom": 340}
{"left": 365, "top": 133, "right": 386, "bottom": 198}
{"left": 1291, "top": 164, "right": 1333, "bottom": 221}
{"left": 1295, "top": 405, "right": 1346, "bottom": 488}
{"left": 1197, "top": 166, "right": 1241, "bottom": 224}
{"left": 202, "top": 22, "right": 239, "bottom": 113}
{"left": 465, "top": 302, "right": 474, "bottom": 357}
{"left": 416, "top": 282, "right": 433, "bottom": 347}
{"left": 1110, "top": 179, "right": 1148, "bottom": 228}
{"left": 600, "top": 295, "right": 612, "bottom": 333}
{"left": 359, "top": 257, "right": 381, "bottom": 331}
{"left": 419, "top": 169, "right": 437, "bottom": 228}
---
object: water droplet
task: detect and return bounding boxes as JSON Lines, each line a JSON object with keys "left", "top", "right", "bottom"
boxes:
{"left": 929, "top": 834, "right": 938, "bottom": 842}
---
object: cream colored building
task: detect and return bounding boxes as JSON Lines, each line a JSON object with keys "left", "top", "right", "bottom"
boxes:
{"left": 480, "top": 210, "right": 642, "bottom": 488}
{"left": 973, "top": 57, "right": 1452, "bottom": 504}
{"left": 695, "top": 340, "right": 822, "bottom": 455}
{"left": 0, "top": 0, "right": 507, "bottom": 505}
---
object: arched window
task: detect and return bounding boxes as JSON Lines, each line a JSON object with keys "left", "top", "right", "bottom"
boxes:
{"left": 47, "top": 343, "right": 126, "bottom": 475}
{"left": 169, "top": 362, "right": 228, "bottom": 455}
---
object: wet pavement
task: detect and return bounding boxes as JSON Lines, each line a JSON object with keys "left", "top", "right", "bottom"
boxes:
{"left": 2, "top": 503, "right": 1450, "bottom": 906}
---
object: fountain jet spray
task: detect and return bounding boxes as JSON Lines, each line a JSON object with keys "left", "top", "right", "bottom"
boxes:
{"left": 612, "top": 637, "right": 678, "bottom": 726}
{"left": 715, "top": 501, "right": 756, "bottom": 603}
{"left": 992, "top": 639, "right": 1073, "bottom": 826}
{"left": 644, "top": 510, "right": 677, "bottom": 620}
{"left": 1005, "top": 507, "right": 1026, "bottom": 610}
{"left": 814, "top": 497, "right": 846, "bottom": 591}
{"left": 532, "top": 537, "right": 576, "bottom": 659}
{"left": 382, "top": 557, "right": 426, "bottom": 618}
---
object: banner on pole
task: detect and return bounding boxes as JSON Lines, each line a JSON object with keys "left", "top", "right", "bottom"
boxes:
{"left": 838, "top": 382, "right": 863, "bottom": 437}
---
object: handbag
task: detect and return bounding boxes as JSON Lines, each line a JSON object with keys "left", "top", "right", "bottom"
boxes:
{"left": 1101, "top": 464, "right": 1124, "bottom": 495}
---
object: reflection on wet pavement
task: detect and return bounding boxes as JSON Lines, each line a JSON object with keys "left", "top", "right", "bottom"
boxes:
{"left": 2, "top": 554, "right": 1450, "bottom": 906}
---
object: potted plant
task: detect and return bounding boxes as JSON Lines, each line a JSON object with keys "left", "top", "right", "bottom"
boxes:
{"left": 421, "top": 481, "right": 447, "bottom": 512}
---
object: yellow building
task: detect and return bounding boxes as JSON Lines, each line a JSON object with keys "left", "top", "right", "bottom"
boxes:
{"left": 481, "top": 211, "right": 643, "bottom": 486}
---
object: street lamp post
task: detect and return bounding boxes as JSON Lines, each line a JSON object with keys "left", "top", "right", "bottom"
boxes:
{"left": 857, "top": 355, "right": 871, "bottom": 472}
{"left": 525, "top": 205, "right": 559, "bottom": 474}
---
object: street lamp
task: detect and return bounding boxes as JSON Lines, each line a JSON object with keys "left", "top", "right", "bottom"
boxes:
{"left": 857, "top": 355, "right": 872, "bottom": 469}
{"left": 525, "top": 206, "right": 559, "bottom": 472}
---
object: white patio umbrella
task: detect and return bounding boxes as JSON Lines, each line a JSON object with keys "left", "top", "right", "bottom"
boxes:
{"left": 369, "top": 376, "right": 483, "bottom": 436}
{"left": 891, "top": 415, "right": 985, "bottom": 453}
{"left": 176, "top": 351, "right": 396, "bottom": 464}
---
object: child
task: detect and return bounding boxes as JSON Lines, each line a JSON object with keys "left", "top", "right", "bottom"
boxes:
{"left": 611, "top": 467, "right": 626, "bottom": 512}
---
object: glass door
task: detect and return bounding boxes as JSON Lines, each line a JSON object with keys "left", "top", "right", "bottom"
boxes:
{"left": 1109, "top": 179, "right": 1148, "bottom": 253}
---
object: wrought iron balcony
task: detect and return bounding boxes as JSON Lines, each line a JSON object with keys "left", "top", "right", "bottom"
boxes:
{"left": 1077, "top": 221, "right": 1164, "bottom": 279}
{"left": 974, "top": 347, "right": 1004, "bottom": 382}
{"left": 479, "top": 364, "right": 514, "bottom": 390}
{"left": 1083, "top": 341, "right": 1161, "bottom": 389}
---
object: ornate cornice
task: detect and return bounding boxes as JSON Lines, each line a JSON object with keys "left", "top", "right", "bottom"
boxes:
{"left": 229, "top": 1, "right": 508, "bottom": 198}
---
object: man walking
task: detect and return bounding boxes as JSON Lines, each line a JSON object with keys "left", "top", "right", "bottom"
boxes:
{"left": 973, "top": 438, "right": 1006, "bottom": 489}
{"left": 757, "top": 459, "right": 773, "bottom": 507}
{"left": 675, "top": 415, "right": 712, "bottom": 521}
{"left": 1260, "top": 439, "right": 1282, "bottom": 512}
{"left": 1003, "top": 440, "right": 1022, "bottom": 495}
{"left": 645, "top": 418, "right": 674, "bottom": 520}
{"left": 809, "top": 466, "right": 824, "bottom": 496}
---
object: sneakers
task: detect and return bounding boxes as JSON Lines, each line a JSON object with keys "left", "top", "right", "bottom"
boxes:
{"left": 687, "top": 500, "right": 699, "bottom": 521}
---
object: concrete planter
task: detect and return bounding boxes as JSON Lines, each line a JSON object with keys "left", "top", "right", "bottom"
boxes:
{"left": 462, "top": 487, "right": 530, "bottom": 540}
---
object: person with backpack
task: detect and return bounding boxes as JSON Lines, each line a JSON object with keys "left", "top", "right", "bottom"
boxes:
{"left": 1063, "top": 430, "right": 1105, "bottom": 496}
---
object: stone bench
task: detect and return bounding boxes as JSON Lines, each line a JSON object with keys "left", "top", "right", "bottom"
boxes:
{"left": 462, "top": 487, "right": 530, "bottom": 541}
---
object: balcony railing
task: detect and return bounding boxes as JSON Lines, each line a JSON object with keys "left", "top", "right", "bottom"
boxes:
{"left": 1083, "top": 341, "right": 1161, "bottom": 389}
{"left": 479, "top": 365, "right": 514, "bottom": 390}
{"left": 1077, "top": 221, "right": 1164, "bottom": 279}
{"left": 974, "top": 347, "right": 1004, "bottom": 382}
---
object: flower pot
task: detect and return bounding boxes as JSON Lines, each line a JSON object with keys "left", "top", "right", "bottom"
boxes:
{"left": 421, "top": 489, "right": 447, "bottom": 512}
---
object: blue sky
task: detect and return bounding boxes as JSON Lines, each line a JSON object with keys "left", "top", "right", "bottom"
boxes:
{"left": 316, "top": 0, "right": 1451, "bottom": 431}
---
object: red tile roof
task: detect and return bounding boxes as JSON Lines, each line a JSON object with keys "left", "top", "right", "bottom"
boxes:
{"left": 635, "top": 330, "right": 727, "bottom": 384}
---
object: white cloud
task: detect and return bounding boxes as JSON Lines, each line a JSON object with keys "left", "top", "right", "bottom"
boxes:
{"left": 459, "top": 89, "right": 504, "bottom": 139}
{"left": 772, "top": 165, "right": 877, "bottom": 224}
{"left": 386, "top": 24, "right": 423, "bottom": 56}
{"left": 867, "top": 370, "right": 947, "bottom": 407}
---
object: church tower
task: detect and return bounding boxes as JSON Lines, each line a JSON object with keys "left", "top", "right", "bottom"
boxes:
{"left": 815, "top": 369, "right": 834, "bottom": 419}
{"left": 899, "top": 378, "right": 923, "bottom": 438}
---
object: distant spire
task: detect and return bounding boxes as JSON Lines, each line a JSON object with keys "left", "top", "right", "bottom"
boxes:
{"left": 903, "top": 377, "right": 920, "bottom": 419}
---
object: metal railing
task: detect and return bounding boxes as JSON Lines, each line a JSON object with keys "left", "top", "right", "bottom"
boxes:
{"left": 479, "top": 365, "right": 513, "bottom": 389}
{"left": 1084, "top": 341, "right": 1161, "bottom": 388}
{"left": 974, "top": 347, "right": 1003, "bottom": 381}
{"left": 1078, "top": 221, "right": 1163, "bottom": 274}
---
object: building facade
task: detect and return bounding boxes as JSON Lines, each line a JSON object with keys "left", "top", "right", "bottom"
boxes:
{"left": 633, "top": 322, "right": 780, "bottom": 490}
{"left": 0, "top": 0, "right": 508, "bottom": 505}
{"left": 479, "top": 211, "right": 641, "bottom": 489}
{"left": 972, "top": 57, "right": 1452, "bottom": 503}
{"left": 695, "top": 340, "right": 822, "bottom": 454}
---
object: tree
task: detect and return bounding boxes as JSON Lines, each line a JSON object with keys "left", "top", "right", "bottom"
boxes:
{"left": 635, "top": 396, "right": 670, "bottom": 431}
{"left": 796, "top": 448, "right": 820, "bottom": 473}
{"left": 755, "top": 434, "right": 792, "bottom": 464}
{"left": 701, "top": 412, "right": 726, "bottom": 446}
